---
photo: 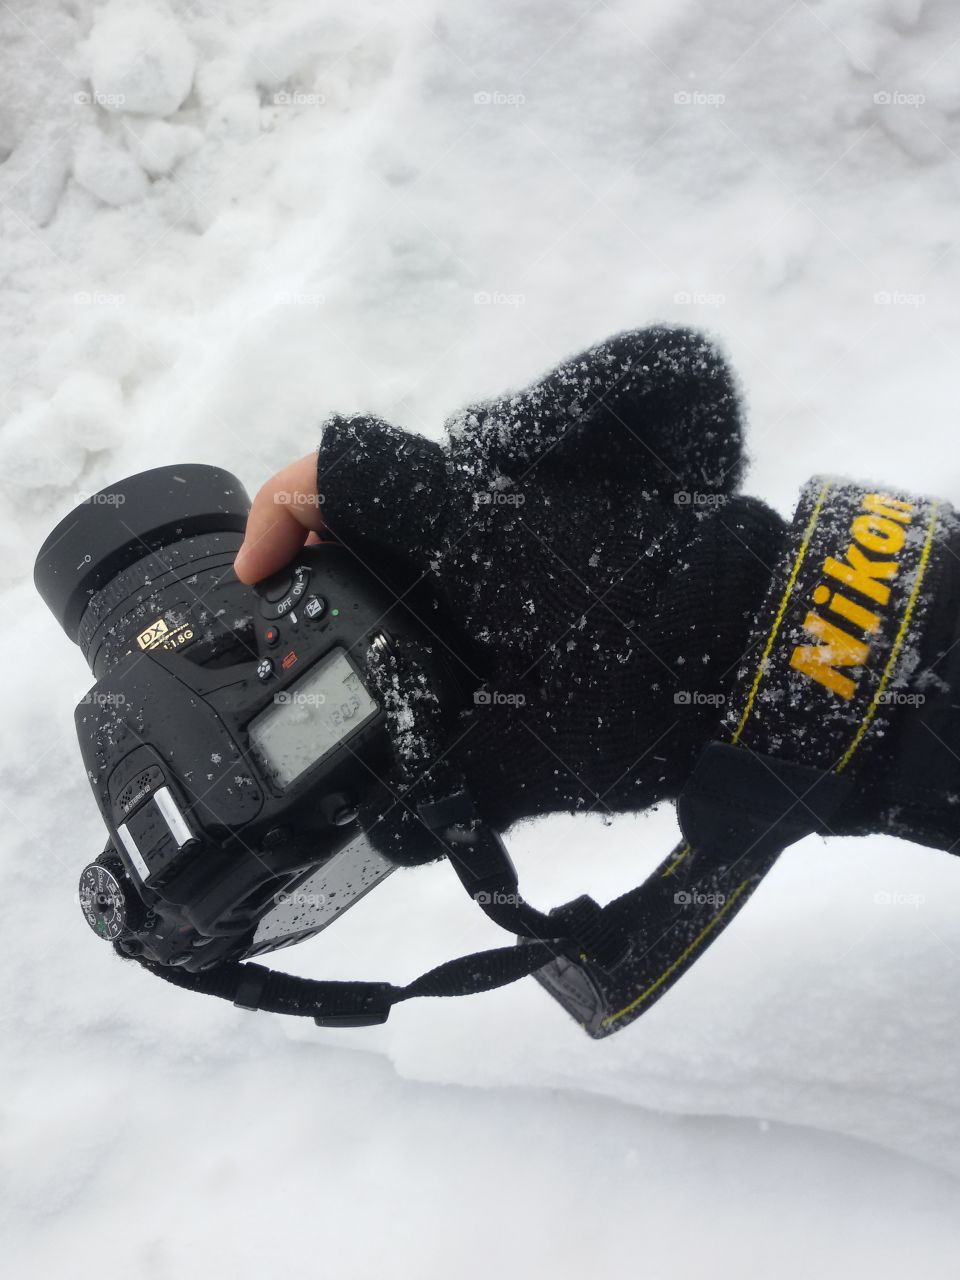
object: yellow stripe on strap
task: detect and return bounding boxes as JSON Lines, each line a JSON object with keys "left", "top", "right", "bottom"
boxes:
{"left": 660, "top": 844, "right": 690, "bottom": 877}
{"left": 604, "top": 486, "right": 831, "bottom": 1031}
{"left": 603, "top": 488, "right": 937, "bottom": 1034}
{"left": 601, "top": 878, "right": 752, "bottom": 1028}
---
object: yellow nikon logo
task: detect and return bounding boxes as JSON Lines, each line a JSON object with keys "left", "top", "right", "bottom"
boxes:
{"left": 789, "top": 493, "right": 914, "bottom": 700}
{"left": 136, "top": 618, "right": 170, "bottom": 650}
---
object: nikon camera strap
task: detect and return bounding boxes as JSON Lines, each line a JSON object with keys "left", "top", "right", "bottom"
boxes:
{"left": 126, "top": 477, "right": 956, "bottom": 1036}
{"left": 531, "top": 476, "right": 951, "bottom": 1035}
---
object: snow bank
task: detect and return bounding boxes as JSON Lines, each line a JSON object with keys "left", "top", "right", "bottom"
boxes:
{"left": 4, "top": 0, "right": 960, "bottom": 1275}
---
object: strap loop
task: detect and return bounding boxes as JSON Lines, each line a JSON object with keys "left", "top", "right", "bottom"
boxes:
{"left": 417, "top": 788, "right": 475, "bottom": 829}
{"left": 233, "top": 962, "right": 270, "bottom": 1011}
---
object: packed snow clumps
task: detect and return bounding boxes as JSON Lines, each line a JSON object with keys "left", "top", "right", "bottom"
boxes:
{"left": 72, "top": 125, "right": 150, "bottom": 205}
{"left": 80, "top": 1, "right": 196, "bottom": 117}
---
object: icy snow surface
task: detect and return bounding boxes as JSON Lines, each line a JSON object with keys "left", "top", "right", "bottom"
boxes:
{"left": 4, "top": 0, "right": 960, "bottom": 1276}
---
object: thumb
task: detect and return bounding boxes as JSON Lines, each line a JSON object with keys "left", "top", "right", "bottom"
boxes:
{"left": 234, "top": 452, "right": 325, "bottom": 584}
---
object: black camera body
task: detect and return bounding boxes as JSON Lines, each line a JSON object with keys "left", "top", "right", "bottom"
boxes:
{"left": 36, "top": 466, "right": 468, "bottom": 974}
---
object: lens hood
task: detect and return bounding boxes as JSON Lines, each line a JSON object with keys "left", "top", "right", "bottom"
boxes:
{"left": 34, "top": 464, "right": 251, "bottom": 641}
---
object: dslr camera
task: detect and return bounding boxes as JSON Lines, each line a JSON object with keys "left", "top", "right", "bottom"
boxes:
{"left": 36, "top": 461, "right": 752, "bottom": 1038}
{"left": 35, "top": 464, "right": 469, "bottom": 973}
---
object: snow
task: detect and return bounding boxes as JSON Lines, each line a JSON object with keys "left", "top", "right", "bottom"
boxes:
{"left": 5, "top": 0, "right": 960, "bottom": 1276}
{"left": 123, "top": 118, "right": 202, "bottom": 177}
{"left": 80, "top": 2, "right": 196, "bottom": 118}
{"left": 73, "top": 125, "right": 150, "bottom": 206}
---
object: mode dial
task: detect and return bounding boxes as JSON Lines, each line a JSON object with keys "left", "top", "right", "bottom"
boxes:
{"left": 79, "top": 857, "right": 142, "bottom": 942}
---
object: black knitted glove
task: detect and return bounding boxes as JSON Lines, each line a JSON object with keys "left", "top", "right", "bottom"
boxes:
{"left": 316, "top": 327, "right": 786, "bottom": 864}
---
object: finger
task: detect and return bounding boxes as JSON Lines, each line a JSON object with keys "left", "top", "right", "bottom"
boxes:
{"left": 234, "top": 452, "right": 325, "bottom": 584}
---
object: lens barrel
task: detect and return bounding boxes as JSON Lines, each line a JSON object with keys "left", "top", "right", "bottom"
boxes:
{"left": 34, "top": 464, "right": 251, "bottom": 643}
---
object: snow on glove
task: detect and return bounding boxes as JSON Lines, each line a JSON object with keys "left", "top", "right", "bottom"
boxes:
{"left": 314, "top": 327, "right": 785, "bottom": 864}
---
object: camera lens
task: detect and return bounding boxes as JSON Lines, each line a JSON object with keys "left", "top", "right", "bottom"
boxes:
{"left": 34, "top": 464, "right": 252, "bottom": 672}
